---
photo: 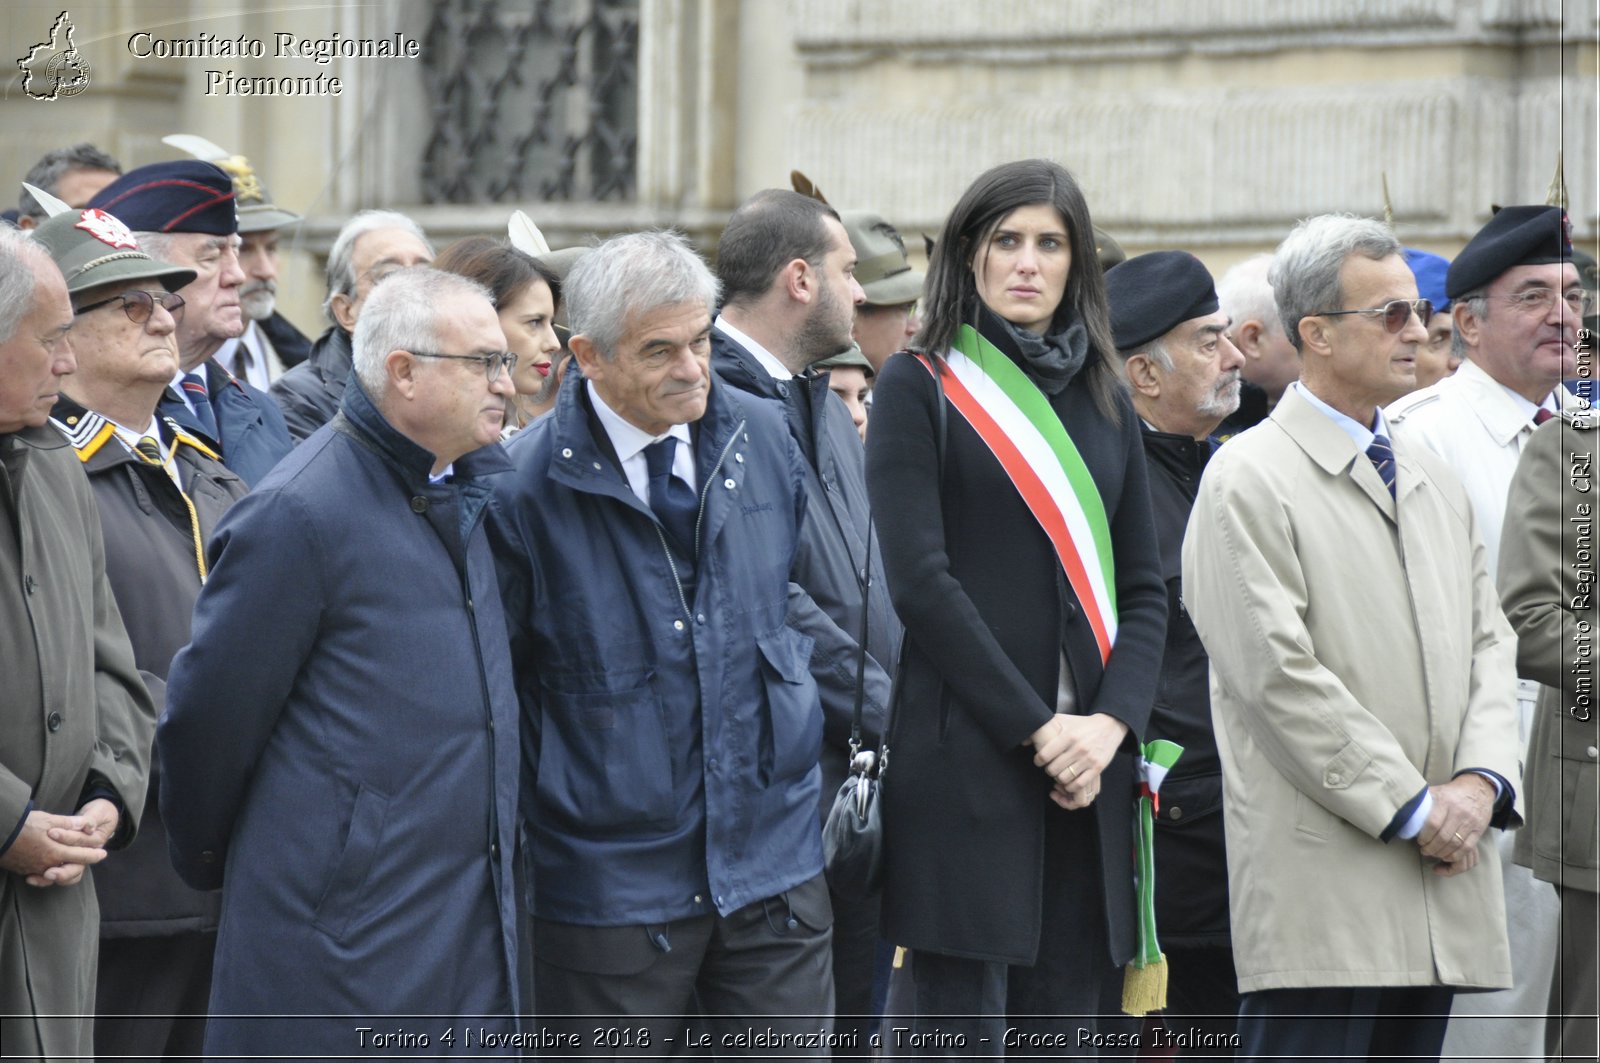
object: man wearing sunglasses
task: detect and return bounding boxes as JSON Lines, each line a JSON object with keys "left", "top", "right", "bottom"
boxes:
{"left": 158, "top": 268, "right": 522, "bottom": 1056}
{"left": 88, "top": 160, "right": 293, "bottom": 488}
{"left": 1386, "top": 204, "right": 1584, "bottom": 1061}
{"left": 1182, "top": 213, "right": 1522, "bottom": 1063}
{"left": 28, "top": 205, "right": 250, "bottom": 1060}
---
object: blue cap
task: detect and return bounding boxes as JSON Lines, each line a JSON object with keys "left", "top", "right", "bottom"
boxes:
{"left": 1105, "top": 250, "right": 1219, "bottom": 351}
{"left": 1404, "top": 248, "right": 1451, "bottom": 312}
{"left": 88, "top": 160, "right": 237, "bottom": 236}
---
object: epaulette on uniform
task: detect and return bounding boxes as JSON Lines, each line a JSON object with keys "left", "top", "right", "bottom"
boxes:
{"left": 163, "top": 415, "right": 222, "bottom": 460}
{"left": 50, "top": 410, "right": 117, "bottom": 462}
{"left": 1385, "top": 388, "right": 1445, "bottom": 423}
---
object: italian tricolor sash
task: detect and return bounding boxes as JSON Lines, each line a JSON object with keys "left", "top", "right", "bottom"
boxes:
{"left": 919, "top": 325, "right": 1119, "bottom": 662}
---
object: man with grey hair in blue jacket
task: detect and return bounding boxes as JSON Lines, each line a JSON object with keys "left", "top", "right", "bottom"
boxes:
{"left": 492, "top": 230, "right": 835, "bottom": 1051}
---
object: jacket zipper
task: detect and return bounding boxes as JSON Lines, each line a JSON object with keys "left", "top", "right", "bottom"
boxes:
{"left": 657, "top": 419, "right": 746, "bottom": 620}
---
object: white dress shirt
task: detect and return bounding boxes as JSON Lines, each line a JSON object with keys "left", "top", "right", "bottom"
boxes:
{"left": 714, "top": 316, "right": 791, "bottom": 381}
{"left": 215, "top": 321, "right": 286, "bottom": 392}
{"left": 587, "top": 381, "right": 695, "bottom": 505}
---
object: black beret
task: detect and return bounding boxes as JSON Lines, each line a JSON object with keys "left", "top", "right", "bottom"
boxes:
{"left": 1104, "top": 250, "right": 1219, "bottom": 351}
{"left": 1446, "top": 205, "right": 1572, "bottom": 299}
{"left": 88, "top": 160, "right": 237, "bottom": 236}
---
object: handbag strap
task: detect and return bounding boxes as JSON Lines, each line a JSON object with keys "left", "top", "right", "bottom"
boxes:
{"left": 848, "top": 353, "right": 948, "bottom": 763}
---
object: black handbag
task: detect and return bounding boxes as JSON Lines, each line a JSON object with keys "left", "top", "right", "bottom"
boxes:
{"left": 821, "top": 353, "right": 947, "bottom": 901}
{"left": 821, "top": 524, "right": 885, "bottom": 901}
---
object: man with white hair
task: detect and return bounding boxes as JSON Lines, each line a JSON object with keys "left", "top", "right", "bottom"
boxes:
{"left": 157, "top": 267, "right": 522, "bottom": 1056}
{"left": 0, "top": 227, "right": 154, "bottom": 1061}
{"left": 1215, "top": 252, "right": 1300, "bottom": 437}
{"left": 1183, "top": 214, "right": 1522, "bottom": 1061}
{"left": 492, "top": 231, "right": 834, "bottom": 1048}
{"left": 270, "top": 209, "right": 435, "bottom": 440}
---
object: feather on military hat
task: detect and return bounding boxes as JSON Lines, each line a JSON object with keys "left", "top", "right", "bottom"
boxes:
{"left": 1104, "top": 250, "right": 1219, "bottom": 352}
{"left": 162, "top": 135, "right": 301, "bottom": 232}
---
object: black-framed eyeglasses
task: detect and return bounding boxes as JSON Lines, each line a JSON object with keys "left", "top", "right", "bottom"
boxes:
{"left": 409, "top": 349, "right": 518, "bottom": 383}
{"left": 1312, "top": 298, "right": 1432, "bottom": 334}
{"left": 75, "top": 289, "right": 186, "bottom": 325}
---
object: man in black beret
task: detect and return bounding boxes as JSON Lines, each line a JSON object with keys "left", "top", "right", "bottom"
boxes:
{"left": 1105, "top": 249, "right": 1244, "bottom": 1051}
{"left": 89, "top": 161, "right": 293, "bottom": 487}
{"left": 1388, "top": 206, "right": 1587, "bottom": 1058}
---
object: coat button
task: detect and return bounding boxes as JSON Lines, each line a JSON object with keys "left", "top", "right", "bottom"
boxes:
{"left": 1063, "top": 599, "right": 1078, "bottom": 620}
{"left": 1168, "top": 805, "right": 1183, "bottom": 820}
{"left": 735, "top": 453, "right": 744, "bottom": 463}
{"left": 592, "top": 462, "right": 602, "bottom": 471}
{"left": 708, "top": 757, "right": 718, "bottom": 771}
{"left": 673, "top": 619, "right": 685, "bottom": 631}
{"left": 23, "top": 574, "right": 36, "bottom": 596}
{"left": 1588, "top": 746, "right": 1598, "bottom": 759}
{"left": 200, "top": 850, "right": 217, "bottom": 864}
{"left": 490, "top": 841, "right": 500, "bottom": 859}
{"left": 724, "top": 478, "right": 736, "bottom": 489}
{"left": 1327, "top": 771, "right": 1342, "bottom": 785}
{"left": 694, "top": 894, "right": 703, "bottom": 904}
{"left": 777, "top": 383, "right": 789, "bottom": 398}
{"left": 410, "top": 496, "right": 428, "bottom": 513}
{"left": 561, "top": 448, "right": 574, "bottom": 458}
{"left": 696, "top": 613, "right": 706, "bottom": 624}
{"left": 46, "top": 711, "right": 62, "bottom": 732}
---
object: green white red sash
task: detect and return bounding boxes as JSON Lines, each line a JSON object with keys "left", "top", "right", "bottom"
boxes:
{"left": 919, "top": 324, "right": 1119, "bottom": 661}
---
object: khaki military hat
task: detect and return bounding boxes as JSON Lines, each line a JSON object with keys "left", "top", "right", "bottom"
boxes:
{"left": 814, "top": 343, "right": 874, "bottom": 376}
{"left": 840, "top": 210, "right": 924, "bottom": 306}
{"left": 161, "top": 135, "right": 301, "bottom": 233}
{"left": 32, "top": 207, "right": 195, "bottom": 295}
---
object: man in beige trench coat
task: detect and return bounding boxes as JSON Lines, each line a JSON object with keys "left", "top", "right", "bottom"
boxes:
{"left": 0, "top": 229, "right": 155, "bottom": 1058}
{"left": 1182, "top": 213, "right": 1524, "bottom": 1062}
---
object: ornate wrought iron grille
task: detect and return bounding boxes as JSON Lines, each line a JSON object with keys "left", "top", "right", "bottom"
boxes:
{"left": 419, "top": 0, "right": 639, "bottom": 203}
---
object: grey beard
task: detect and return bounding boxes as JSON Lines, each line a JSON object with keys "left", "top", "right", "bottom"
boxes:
{"left": 1199, "top": 375, "right": 1242, "bottom": 419}
{"left": 240, "top": 289, "right": 276, "bottom": 322}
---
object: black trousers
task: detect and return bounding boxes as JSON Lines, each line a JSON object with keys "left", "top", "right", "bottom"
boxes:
{"left": 94, "top": 931, "right": 214, "bottom": 1062}
{"left": 1236, "top": 984, "right": 1453, "bottom": 1063}
{"left": 533, "top": 873, "right": 835, "bottom": 1059}
{"left": 896, "top": 806, "right": 1118, "bottom": 1058}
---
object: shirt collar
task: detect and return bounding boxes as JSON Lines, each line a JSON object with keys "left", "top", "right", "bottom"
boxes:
{"left": 714, "top": 316, "right": 792, "bottom": 381}
{"left": 1291, "top": 380, "right": 1391, "bottom": 450}
{"left": 586, "top": 380, "right": 692, "bottom": 465}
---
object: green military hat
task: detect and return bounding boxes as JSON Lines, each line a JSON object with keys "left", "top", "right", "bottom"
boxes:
{"left": 814, "top": 343, "right": 874, "bottom": 376}
{"left": 840, "top": 210, "right": 924, "bottom": 306}
{"left": 31, "top": 207, "right": 195, "bottom": 295}
{"left": 1094, "top": 226, "right": 1126, "bottom": 270}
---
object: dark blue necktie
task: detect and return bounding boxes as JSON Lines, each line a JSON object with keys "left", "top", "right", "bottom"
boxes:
{"left": 645, "top": 436, "right": 697, "bottom": 556}
{"left": 1367, "top": 434, "right": 1397, "bottom": 499}
{"left": 182, "top": 371, "right": 218, "bottom": 441}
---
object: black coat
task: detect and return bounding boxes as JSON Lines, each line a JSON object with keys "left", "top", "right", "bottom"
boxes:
{"left": 48, "top": 399, "right": 248, "bottom": 936}
{"left": 710, "top": 329, "right": 902, "bottom": 777}
{"left": 269, "top": 325, "right": 351, "bottom": 443}
{"left": 1139, "top": 426, "right": 1230, "bottom": 947}
{"left": 257, "top": 311, "right": 311, "bottom": 369}
{"left": 865, "top": 314, "right": 1166, "bottom": 966}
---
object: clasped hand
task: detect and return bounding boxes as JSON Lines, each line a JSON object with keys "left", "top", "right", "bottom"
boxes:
{"left": 1417, "top": 774, "right": 1495, "bottom": 877}
{"left": 1030, "top": 713, "right": 1129, "bottom": 811}
{"left": 0, "top": 798, "right": 119, "bottom": 888}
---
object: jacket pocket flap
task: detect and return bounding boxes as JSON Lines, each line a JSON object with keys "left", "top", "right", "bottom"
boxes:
{"left": 1154, "top": 771, "right": 1224, "bottom": 826}
{"left": 757, "top": 627, "right": 815, "bottom": 685}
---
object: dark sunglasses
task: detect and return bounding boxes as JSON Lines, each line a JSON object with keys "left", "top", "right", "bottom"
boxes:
{"left": 76, "top": 289, "right": 187, "bottom": 325}
{"left": 1313, "top": 298, "right": 1433, "bottom": 334}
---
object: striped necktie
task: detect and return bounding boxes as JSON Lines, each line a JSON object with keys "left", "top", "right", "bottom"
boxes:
{"left": 182, "top": 371, "right": 218, "bottom": 440}
{"left": 1367, "top": 434, "right": 1397, "bottom": 499}
{"left": 134, "top": 436, "right": 164, "bottom": 465}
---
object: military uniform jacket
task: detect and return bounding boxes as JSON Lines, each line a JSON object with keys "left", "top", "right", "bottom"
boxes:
{"left": 0, "top": 425, "right": 154, "bottom": 1060}
{"left": 1182, "top": 386, "right": 1524, "bottom": 993}
{"left": 157, "top": 358, "right": 293, "bottom": 488}
{"left": 50, "top": 399, "right": 248, "bottom": 936}
{"left": 1501, "top": 413, "right": 1599, "bottom": 892}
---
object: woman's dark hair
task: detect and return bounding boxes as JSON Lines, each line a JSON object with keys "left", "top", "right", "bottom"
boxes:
{"left": 433, "top": 235, "right": 562, "bottom": 314}
{"left": 914, "top": 158, "right": 1124, "bottom": 422}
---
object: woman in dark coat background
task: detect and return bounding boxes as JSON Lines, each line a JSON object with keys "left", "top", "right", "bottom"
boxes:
{"left": 865, "top": 159, "right": 1166, "bottom": 1053}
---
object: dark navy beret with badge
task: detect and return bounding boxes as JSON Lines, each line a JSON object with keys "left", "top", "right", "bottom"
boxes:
{"left": 1104, "top": 250, "right": 1219, "bottom": 351}
{"left": 1446, "top": 204, "right": 1572, "bottom": 299}
{"left": 88, "top": 160, "right": 238, "bottom": 236}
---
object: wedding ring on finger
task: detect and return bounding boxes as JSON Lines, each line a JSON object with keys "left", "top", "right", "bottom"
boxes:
{"left": 1452, "top": 832, "right": 1464, "bottom": 843}
{"left": 1067, "top": 764, "right": 1079, "bottom": 780}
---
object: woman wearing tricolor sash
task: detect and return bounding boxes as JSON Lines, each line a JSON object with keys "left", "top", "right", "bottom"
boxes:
{"left": 866, "top": 159, "right": 1167, "bottom": 1053}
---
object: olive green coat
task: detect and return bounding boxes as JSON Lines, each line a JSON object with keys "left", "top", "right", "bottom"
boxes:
{"left": 1501, "top": 413, "right": 1599, "bottom": 893}
{"left": 0, "top": 426, "right": 154, "bottom": 1061}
